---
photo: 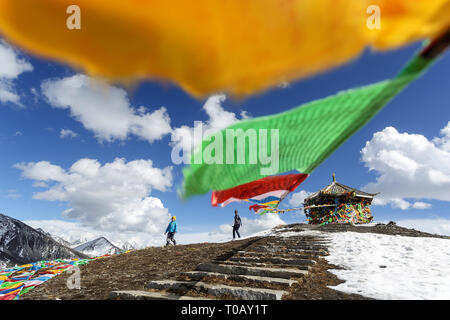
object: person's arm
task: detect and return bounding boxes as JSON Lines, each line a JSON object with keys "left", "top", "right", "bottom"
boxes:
{"left": 174, "top": 222, "right": 177, "bottom": 233}
{"left": 165, "top": 223, "right": 169, "bottom": 234}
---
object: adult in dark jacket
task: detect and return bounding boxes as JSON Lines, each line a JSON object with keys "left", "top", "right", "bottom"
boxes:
{"left": 233, "top": 210, "right": 242, "bottom": 239}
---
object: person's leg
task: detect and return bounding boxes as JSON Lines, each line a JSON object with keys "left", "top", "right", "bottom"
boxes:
{"left": 165, "top": 234, "right": 170, "bottom": 246}
{"left": 168, "top": 232, "right": 175, "bottom": 245}
{"left": 232, "top": 226, "right": 236, "bottom": 239}
{"left": 172, "top": 233, "right": 176, "bottom": 245}
{"left": 236, "top": 226, "right": 241, "bottom": 238}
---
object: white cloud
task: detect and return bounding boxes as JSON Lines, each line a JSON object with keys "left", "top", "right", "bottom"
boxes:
{"left": 240, "top": 213, "right": 286, "bottom": 235}
{"left": 15, "top": 161, "right": 66, "bottom": 182}
{"left": 288, "top": 190, "right": 312, "bottom": 207}
{"left": 411, "top": 202, "right": 432, "bottom": 210}
{"left": 0, "top": 40, "right": 33, "bottom": 106}
{"left": 433, "top": 123, "right": 450, "bottom": 152}
{"left": 0, "top": 82, "right": 20, "bottom": 104}
{"left": 361, "top": 123, "right": 450, "bottom": 209}
{"left": 202, "top": 94, "right": 243, "bottom": 134}
{"left": 372, "top": 197, "right": 433, "bottom": 210}
{"left": 391, "top": 198, "right": 415, "bottom": 210}
{"left": 4, "top": 189, "right": 21, "bottom": 199}
{"left": 32, "top": 181, "right": 49, "bottom": 188}
{"left": 216, "top": 212, "right": 285, "bottom": 237}
{"left": 170, "top": 94, "right": 248, "bottom": 161}
{"left": 41, "top": 74, "right": 172, "bottom": 143}
{"left": 15, "top": 158, "right": 173, "bottom": 235}
{"left": 60, "top": 128, "right": 78, "bottom": 139}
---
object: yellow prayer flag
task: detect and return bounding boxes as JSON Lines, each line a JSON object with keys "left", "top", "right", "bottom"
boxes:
{"left": 0, "top": 0, "right": 448, "bottom": 97}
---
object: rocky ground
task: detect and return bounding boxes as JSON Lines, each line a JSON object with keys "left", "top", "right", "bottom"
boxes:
{"left": 22, "top": 222, "right": 448, "bottom": 300}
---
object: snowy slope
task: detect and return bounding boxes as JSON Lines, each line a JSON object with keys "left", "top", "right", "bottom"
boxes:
{"left": 73, "top": 237, "right": 122, "bottom": 257}
{"left": 114, "top": 241, "right": 136, "bottom": 251}
{"left": 35, "top": 228, "right": 73, "bottom": 248}
{"left": 50, "top": 235, "right": 73, "bottom": 248}
{"left": 325, "top": 232, "right": 450, "bottom": 300}
{"left": 0, "top": 250, "right": 16, "bottom": 268}
{"left": 0, "top": 213, "right": 87, "bottom": 267}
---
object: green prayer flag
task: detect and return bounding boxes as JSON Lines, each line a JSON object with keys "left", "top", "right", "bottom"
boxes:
{"left": 18, "top": 286, "right": 35, "bottom": 295}
{"left": 182, "top": 50, "right": 438, "bottom": 199}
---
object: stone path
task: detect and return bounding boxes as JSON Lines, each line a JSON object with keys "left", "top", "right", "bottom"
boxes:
{"left": 110, "top": 230, "right": 330, "bottom": 300}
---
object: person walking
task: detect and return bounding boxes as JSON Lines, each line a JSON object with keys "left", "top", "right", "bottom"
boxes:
{"left": 232, "top": 210, "right": 242, "bottom": 240}
{"left": 165, "top": 216, "right": 177, "bottom": 246}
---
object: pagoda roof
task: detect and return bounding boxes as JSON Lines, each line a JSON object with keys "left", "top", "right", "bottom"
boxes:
{"left": 305, "top": 174, "right": 378, "bottom": 201}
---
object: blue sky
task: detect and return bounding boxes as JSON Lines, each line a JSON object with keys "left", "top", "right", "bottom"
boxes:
{"left": 1, "top": 38, "right": 449, "bottom": 245}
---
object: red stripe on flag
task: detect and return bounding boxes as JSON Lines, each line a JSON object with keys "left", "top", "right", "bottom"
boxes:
{"left": 211, "top": 173, "right": 308, "bottom": 206}
{"left": 249, "top": 204, "right": 271, "bottom": 213}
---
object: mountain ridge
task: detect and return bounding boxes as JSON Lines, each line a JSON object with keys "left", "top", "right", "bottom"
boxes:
{"left": 73, "top": 236, "right": 123, "bottom": 257}
{"left": 0, "top": 213, "right": 88, "bottom": 267}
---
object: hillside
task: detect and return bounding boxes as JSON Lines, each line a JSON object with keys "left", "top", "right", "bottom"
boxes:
{"left": 0, "top": 213, "right": 88, "bottom": 267}
{"left": 21, "top": 222, "right": 449, "bottom": 300}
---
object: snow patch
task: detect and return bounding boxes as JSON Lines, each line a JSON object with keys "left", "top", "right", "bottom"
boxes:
{"left": 325, "top": 232, "right": 450, "bottom": 299}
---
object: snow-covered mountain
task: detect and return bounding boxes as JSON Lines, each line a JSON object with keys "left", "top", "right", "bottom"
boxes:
{"left": 34, "top": 228, "right": 85, "bottom": 249}
{"left": 45, "top": 233, "right": 73, "bottom": 248}
{"left": 32, "top": 227, "right": 135, "bottom": 256}
{"left": 69, "top": 237, "right": 92, "bottom": 247}
{"left": 35, "top": 227, "right": 74, "bottom": 248}
{"left": 0, "top": 213, "right": 88, "bottom": 267}
{"left": 0, "top": 251, "right": 16, "bottom": 269}
{"left": 73, "top": 237, "right": 122, "bottom": 257}
{"left": 115, "top": 240, "right": 136, "bottom": 251}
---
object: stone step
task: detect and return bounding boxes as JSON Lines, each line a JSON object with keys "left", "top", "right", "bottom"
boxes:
{"left": 220, "top": 260, "right": 311, "bottom": 271}
{"left": 268, "top": 241, "right": 329, "bottom": 248}
{"left": 146, "top": 280, "right": 287, "bottom": 300}
{"left": 236, "top": 250, "right": 316, "bottom": 260}
{"left": 196, "top": 263, "right": 308, "bottom": 279}
{"left": 271, "top": 237, "right": 329, "bottom": 241}
{"left": 109, "top": 290, "right": 212, "bottom": 300}
{"left": 272, "top": 239, "right": 330, "bottom": 243}
{"left": 274, "top": 242, "right": 330, "bottom": 246}
{"left": 249, "top": 246, "right": 328, "bottom": 255}
{"left": 268, "top": 234, "right": 323, "bottom": 238}
{"left": 182, "top": 271, "right": 297, "bottom": 288}
{"left": 228, "top": 256, "right": 315, "bottom": 266}
{"left": 289, "top": 245, "right": 328, "bottom": 250}
{"left": 268, "top": 239, "right": 329, "bottom": 245}
{"left": 262, "top": 244, "right": 328, "bottom": 251}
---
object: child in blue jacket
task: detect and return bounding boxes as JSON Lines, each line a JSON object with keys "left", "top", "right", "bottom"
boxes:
{"left": 165, "top": 216, "right": 177, "bottom": 246}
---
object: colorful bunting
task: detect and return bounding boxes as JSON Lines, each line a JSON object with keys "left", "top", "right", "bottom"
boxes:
{"left": 211, "top": 173, "right": 308, "bottom": 214}
{"left": 0, "top": 252, "right": 128, "bottom": 300}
